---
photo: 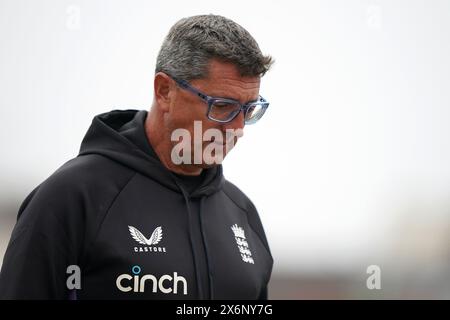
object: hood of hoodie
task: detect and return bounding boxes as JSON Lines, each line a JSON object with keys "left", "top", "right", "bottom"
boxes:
{"left": 78, "top": 109, "right": 225, "bottom": 198}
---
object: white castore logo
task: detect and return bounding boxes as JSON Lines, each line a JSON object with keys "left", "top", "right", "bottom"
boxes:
{"left": 231, "top": 224, "right": 254, "bottom": 264}
{"left": 128, "top": 225, "right": 166, "bottom": 253}
{"left": 129, "top": 225, "right": 162, "bottom": 245}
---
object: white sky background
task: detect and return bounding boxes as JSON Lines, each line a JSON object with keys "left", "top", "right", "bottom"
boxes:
{"left": 1, "top": 0, "right": 450, "bottom": 278}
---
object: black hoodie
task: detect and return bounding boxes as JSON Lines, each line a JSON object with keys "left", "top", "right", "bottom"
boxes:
{"left": 0, "top": 109, "right": 273, "bottom": 300}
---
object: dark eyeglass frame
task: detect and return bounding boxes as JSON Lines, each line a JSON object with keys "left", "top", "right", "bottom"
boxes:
{"left": 169, "top": 75, "right": 269, "bottom": 125}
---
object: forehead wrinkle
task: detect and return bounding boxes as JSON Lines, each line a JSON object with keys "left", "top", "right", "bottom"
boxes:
{"left": 201, "top": 79, "right": 260, "bottom": 103}
{"left": 212, "top": 76, "right": 260, "bottom": 90}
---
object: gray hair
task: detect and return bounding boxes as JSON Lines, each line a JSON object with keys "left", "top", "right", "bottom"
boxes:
{"left": 155, "top": 14, "right": 273, "bottom": 81}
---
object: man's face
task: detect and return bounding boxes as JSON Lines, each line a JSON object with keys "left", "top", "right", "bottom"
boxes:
{"left": 167, "top": 59, "right": 261, "bottom": 168}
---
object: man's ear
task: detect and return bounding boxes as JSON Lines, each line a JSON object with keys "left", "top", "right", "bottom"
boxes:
{"left": 154, "top": 72, "right": 174, "bottom": 113}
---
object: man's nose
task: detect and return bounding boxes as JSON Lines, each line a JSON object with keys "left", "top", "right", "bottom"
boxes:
{"left": 222, "top": 111, "right": 245, "bottom": 133}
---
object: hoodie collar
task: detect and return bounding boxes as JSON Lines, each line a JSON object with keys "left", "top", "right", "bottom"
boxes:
{"left": 78, "top": 109, "right": 224, "bottom": 197}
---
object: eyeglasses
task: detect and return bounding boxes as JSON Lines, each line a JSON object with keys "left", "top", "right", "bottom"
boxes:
{"left": 169, "top": 75, "right": 269, "bottom": 125}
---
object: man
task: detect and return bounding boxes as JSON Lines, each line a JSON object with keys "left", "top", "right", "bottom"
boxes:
{"left": 0, "top": 14, "right": 273, "bottom": 299}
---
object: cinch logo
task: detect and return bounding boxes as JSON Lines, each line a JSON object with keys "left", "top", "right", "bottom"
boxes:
{"left": 128, "top": 225, "right": 167, "bottom": 253}
{"left": 116, "top": 265, "right": 188, "bottom": 295}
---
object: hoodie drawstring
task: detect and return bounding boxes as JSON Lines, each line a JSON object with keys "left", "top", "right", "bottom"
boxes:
{"left": 175, "top": 181, "right": 205, "bottom": 299}
{"left": 199, "top": 196, "right": 214, "bottom": 299}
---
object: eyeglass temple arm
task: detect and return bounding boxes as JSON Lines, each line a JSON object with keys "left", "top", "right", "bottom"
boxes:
{"left": 172, "top": 77, "right": 209, "bottom": 101}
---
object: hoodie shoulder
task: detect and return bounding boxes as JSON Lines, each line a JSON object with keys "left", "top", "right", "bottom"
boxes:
{"left": 38, "top": 154, "right": 135, "bottom": 200}
{"left": 222, "top": 180, "right": 254, "bottom": 212}
{"left": 18, "top": 154, "right": 136, "bottom": 221}
{"left": 52, "top": 154, "right": 135, "bottom": 188}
